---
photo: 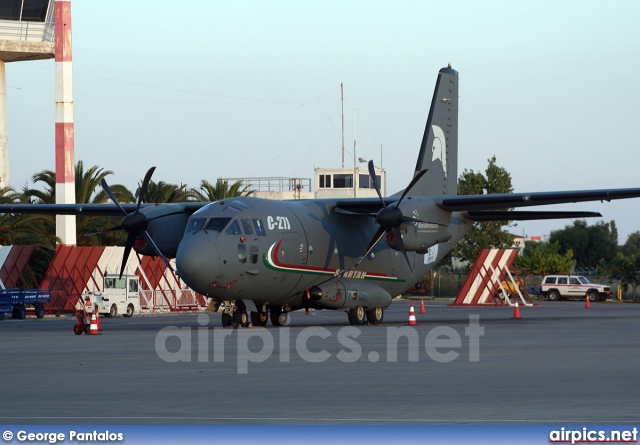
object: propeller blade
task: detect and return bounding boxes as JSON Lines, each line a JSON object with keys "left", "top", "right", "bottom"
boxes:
{"left": 355, "top": 225, "right": 386, "bottom": 268}
{"left": 100, "top": 178, "right": 127, "bottom": 215}
{"left": 368, "top": 160, "right": 385, "bottom": 207}
{"left": 394, "top": 168, "right": 428, "bottom": 208}
{"left": 391, "top": 227, "right": 413, "bottom": 274}
{"left": 136, "top": 167, "right": 156, "bottom": 212}
{"left": 141, "top": 230, "right": 175, "bottom": 272}
{"left": 120, "top": 233, "right": 136, "bottom": 279}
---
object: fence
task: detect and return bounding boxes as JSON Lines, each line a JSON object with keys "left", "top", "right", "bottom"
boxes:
{"left": 418, "top": 272, "right": 638, "bottom": 300}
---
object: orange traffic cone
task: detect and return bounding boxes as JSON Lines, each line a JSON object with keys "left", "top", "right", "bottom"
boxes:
{"left": 95, "top": 310, "right": 102, "bottom": 331}
{"left": 419, "top": 298, "right": 426, "bottom": 314}
{"left": 408, "top": 303, "right": 417, "bottom": 326}
{"left": 89, "top": 312, "right": 99, "bottom": 335}
{"left": 512, "top": 301, "right": 521, "bottom": 319}
{"left": 585, "top": 296, "right": 591, "bottom": 309}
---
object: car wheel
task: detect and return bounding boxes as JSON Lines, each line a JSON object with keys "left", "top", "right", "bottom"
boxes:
{"left": 124, "top": 304, "right": 134, "bottom": 317}
{"left": 587, "top": 291, "right": 598, "bottom": 302}
{"left": 548, "top": 290, "right": 560, "bottom": 301}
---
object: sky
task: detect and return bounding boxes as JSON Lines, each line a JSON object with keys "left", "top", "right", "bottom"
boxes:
{"left": 5, "top": 0, "right": 640, "bottom": 242}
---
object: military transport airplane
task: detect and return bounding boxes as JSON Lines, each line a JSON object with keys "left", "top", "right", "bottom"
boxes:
{"left": 2, "top": 66, "right": 640, "bottom": 327}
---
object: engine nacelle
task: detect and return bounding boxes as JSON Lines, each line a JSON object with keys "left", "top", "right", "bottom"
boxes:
{"left": 389, "top": 222, "right": 452, "bottom": 254}
{"left": 133, "top": 205, "right": 190, "bottom": 258}
{"left": 307, "top": 279, "right": 392, "bottom": 310}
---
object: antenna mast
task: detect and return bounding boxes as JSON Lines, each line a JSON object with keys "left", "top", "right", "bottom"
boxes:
{"left": 341, "top": 83, "right": 344, "bottom": 168}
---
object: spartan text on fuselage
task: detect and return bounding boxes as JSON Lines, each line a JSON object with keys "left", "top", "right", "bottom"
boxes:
{"left": 334, "top": 269, "right": 367, "bottom": 280}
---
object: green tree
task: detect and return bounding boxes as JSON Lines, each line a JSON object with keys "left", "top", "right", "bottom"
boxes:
{"left": 549, "top": 220, "right": 617, "bottom": 268}
{"left": 191, "top": 179, "right": 253, "bottom": 202}
{"left": 599, "top": 252, "right": 640, "bottom": 300}
{"left": 621, "top": 231, "right": 640, "bottom": 257}
{"left": 453, "top": 156, "right": 515, "bottom": 266}
{"left": 514, "top": 240, "right": 575, "bottom": 275}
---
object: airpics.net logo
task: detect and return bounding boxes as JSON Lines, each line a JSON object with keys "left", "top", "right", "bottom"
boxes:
{"left": 154, "top": 314, "right": 484, "bottom": 374}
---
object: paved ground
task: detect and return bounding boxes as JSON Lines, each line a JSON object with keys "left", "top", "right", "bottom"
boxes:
{"left": 0, "top": 299, "right": 638, "bottom": 424}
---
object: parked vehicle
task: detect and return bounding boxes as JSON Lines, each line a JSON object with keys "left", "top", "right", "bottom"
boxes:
{"left": 541, "top": 275, "right": 611, "bottom": 302}
{"left": 0, "top": 289, "right": 50, "bottom": 320}
{"left": 82, "top": 274, "right": 140, "bottom": 318}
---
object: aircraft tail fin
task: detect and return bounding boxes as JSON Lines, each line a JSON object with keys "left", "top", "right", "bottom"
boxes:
{"left": 406, "top": 66, "right": 459, "bottom": 197}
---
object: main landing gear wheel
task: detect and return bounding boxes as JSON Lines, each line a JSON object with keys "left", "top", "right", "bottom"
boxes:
{"left": 270, "top": 309, "right": 289, "bottom": 327}
{"left": 366, "top": 307, "right": 384, "bottom": 325}
{"left": 233, "top": 309, "right": 249, "bottom": 328}
{"left": 251, "top": 311, "right": 269, "bottom": 327}
{"left": 221, "top": 313, "right": 232, "bottom": 327}
{"left": 348, "top": 306, "right": 366, "bottom": 325}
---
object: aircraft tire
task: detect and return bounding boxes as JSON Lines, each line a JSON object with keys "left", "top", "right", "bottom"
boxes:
{"left": 233, "top": 309, "right": 249, "bottom": 328}
{"left": 221, "top": 313, "right": 232, "bottom": 327}
{"left": 348, "top": 306, "right": 366, "bottom": 325}
{"left": 366, "top": 307, "right": 384, "bottom": 325}
{"left": 250, "top": 311, "right": 268, "bottom": 327}
{"left": 270, "top": 309, "right": 289, "bottom": 327}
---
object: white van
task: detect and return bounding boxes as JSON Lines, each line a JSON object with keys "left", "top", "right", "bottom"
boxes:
{"left": 89, "top": 274, "right": 140, "bottom": 317}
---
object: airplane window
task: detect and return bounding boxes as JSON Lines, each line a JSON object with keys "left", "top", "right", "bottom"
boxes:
{"left": 206, "top": 217, "right": 232, "bottom": 233}
{"left": 186, "top": 218, "right": 206, "bottom": 233}
{"left": 249, "top": 246, "right": 258, "bottom": 264}
{"left": 237, "top": 244, "right": 247, "bottom": 263}
{"left": 225, "top": 220, "right": 242, "bottom": 235}
{"left": 223, "top": 200, "right": 251, "bottom": 213}
{"left": 252, "top": 219, "right": 266, "bottom": 236}
{"left": 240, "top": 219, "right": 253, "bottom": 235}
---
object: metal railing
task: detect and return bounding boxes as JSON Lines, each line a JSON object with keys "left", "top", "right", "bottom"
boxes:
{"left": 221, "top": 177, "right": 312, "bottom": 193}
{"left": 0, "top": 20, "right": 54, "bottom": 42}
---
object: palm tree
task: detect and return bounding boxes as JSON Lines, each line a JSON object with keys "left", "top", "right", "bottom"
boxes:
{"left": 191, "top": 179, "right": 253, "bottom": 202}
{"left": 25, "top": 161, "right": 134, "bottom": 246}
{"left": 0, "top": 187, "right": 58, "bottom": 285}
{"left": 140, "top": 180, "right": 196, "bottom": 203}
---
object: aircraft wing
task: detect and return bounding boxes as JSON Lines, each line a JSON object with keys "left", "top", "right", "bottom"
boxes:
{"left": 438, "top": 188, "right": 640, "bottom": 211}
{"left": 0, "top": 202, "right": 208, "bottom": 216}
{"left": 463, "top": 210, "right": 602, "bottom": 221}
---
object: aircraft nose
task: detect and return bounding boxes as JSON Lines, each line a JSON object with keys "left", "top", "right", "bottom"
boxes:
{"left": 176, "top": 236, "right": 220, "bottom": 295}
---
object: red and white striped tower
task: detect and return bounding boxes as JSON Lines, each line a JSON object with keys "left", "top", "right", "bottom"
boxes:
{"left": 54, "top": 0, "right": 76, "bottom": 245}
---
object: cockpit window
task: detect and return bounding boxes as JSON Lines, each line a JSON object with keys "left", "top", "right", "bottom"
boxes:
{"left": 206, "top": 217, "right": 232, "bottom": 233}
{"left": 223, "top": 200, "right": 251, "bottom": 213}
{"left": 240, "top": 219, "right": 253, "bottom": 235}
{"left": 224, "top": 219, "right": 242, "bottom": 235}
{"left": 186, "top": 218, "right": 206, "bottom": 233}
{"left": 253, "top": 219, "right": 266, "bottom": 236}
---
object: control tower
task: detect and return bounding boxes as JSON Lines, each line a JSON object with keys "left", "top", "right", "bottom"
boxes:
{"left": 0, "top": 0, "right": 55, "bottom": 188}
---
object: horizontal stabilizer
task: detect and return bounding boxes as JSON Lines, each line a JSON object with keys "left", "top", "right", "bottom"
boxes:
{"left": 464, "top": 210, "right": 602, "bottom": 221}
